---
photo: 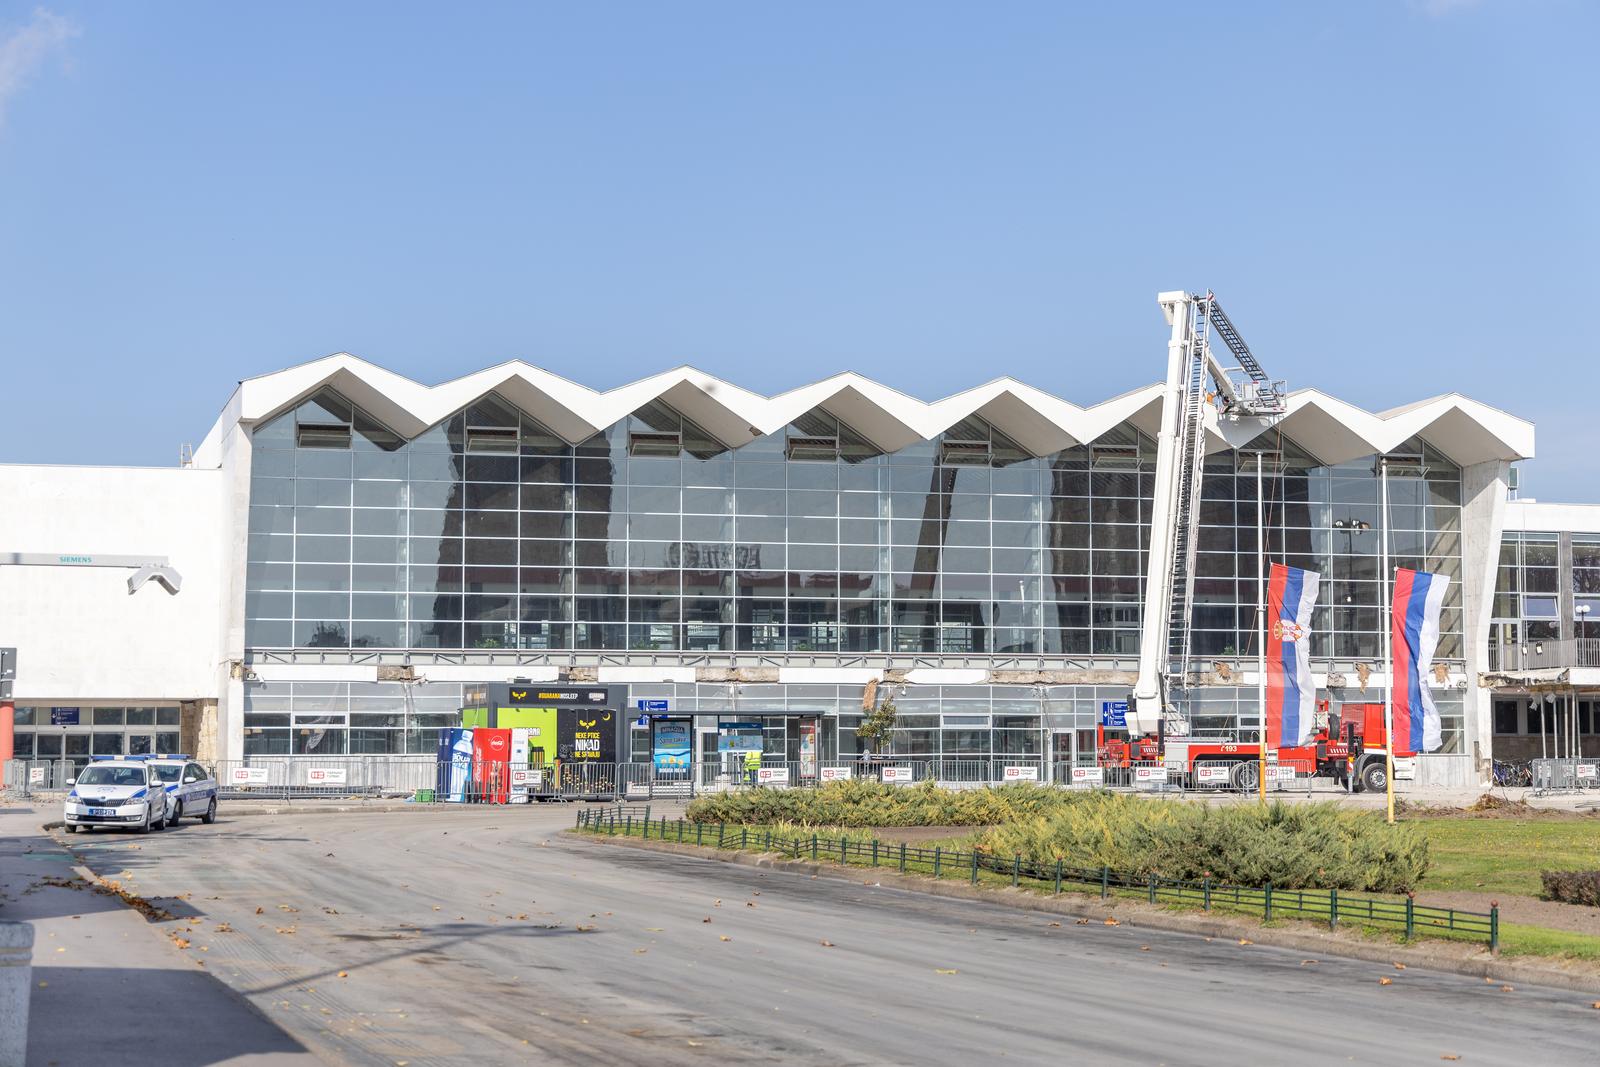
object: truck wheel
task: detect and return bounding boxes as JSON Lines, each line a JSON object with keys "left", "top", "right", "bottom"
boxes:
{"left": 1359, "top": 761, "right": 1388, "bottom": 793}
{"left": 1229, "top": 761, "right": 1259, "bottom": 791}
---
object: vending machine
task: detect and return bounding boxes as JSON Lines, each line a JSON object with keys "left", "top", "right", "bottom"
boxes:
{"left": 471, "top": 728, "right": 512, "bottom": 804}
{"left": 435, "top": 728, "right": 474, "bottom": 803}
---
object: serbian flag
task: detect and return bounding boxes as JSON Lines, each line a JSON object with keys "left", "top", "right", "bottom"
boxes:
{"left": 1265, "top": 563, "right": 1321, "bottom": 748}
{"left": 1392, "top": 567, "right": 1450, "bottom": 755}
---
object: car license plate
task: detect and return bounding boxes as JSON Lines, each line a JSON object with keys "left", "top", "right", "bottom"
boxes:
{"left": 89, "top": 808, "right": 117, "bottom": 816}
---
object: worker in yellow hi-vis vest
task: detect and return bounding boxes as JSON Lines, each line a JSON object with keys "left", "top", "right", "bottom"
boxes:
{"left": 743, "top": 746, "right": 761, "bottom": 786}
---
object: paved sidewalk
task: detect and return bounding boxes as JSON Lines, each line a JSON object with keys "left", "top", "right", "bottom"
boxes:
{"left": 0, "top": 805, "right": 325, "bottom": 1067}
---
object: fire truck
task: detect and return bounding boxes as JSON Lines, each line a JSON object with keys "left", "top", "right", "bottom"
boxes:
{"left": 1100, "top": 702, "right": 1419, "bottom": 791}
{"left": 1114, "top": 293, "right": 1422, "bottom": 791}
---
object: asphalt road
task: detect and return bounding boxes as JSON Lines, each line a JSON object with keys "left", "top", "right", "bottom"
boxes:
{"left": 43, "top": 805, "right": 1600, "bottom": 1066}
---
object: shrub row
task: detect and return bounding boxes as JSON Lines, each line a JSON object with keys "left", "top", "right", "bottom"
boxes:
{"left": 684, "top": 782, "right": 1430, "bottom": 892}
{"left": 980, "top": 793, "right": 1430, "bottom": 893}
{"left": 685, "top": 779, "right": 1065, "bottom": 827}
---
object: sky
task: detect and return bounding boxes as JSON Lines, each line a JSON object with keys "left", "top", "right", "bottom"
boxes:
{"left": 0, "top": 1, "right": 1594, "bottom": 499}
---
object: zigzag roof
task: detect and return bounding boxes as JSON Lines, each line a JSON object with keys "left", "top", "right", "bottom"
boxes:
{"left": 194, "top": 353, "right": 1534, "bottom": 468}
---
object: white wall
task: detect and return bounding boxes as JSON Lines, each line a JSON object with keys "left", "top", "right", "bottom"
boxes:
{"left": 1504, "top": 499, "right": 1600, "bottom": 535}
{"left": 0, "top": 464, "right": 223, "bottom": 702}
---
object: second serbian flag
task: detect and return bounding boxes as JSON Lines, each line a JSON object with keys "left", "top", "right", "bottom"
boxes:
{"left": 1392, "top": 567, "right": 1450, "bottom": 755}
{"left": 1265, "top": 562, "right": 1321, "bottom": 748}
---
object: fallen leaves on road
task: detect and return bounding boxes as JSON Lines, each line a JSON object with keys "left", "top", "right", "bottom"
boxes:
{"left": 1441, "top": 1055, "right": 1460, "bottom": 1061}
{"left": 1379, "top": 978, "right": 1393, "bottom": 986}
{"left": 1238, "top": 939, "right": 1253, "bottom": 946}
{"left": 1500, "top": 985, "right": 1514, "bottom": 992}
{"left": 255, "top": 907, "right": 264, "bottom": 915}
{"left": 935, "top": 968, "right": 958, "bottom": 975}
{"left": 278, "top": 905, "right": 299, "bottom": 913}
{"left": 1300, "top": 960, "right": 1318, "bottom": 966}
{"left": 1075, "top": 919, "right": 1090, "bottom": 925}
{"left": 575, "top": 924, "right": 597, "bottom": 933}
{"left": 819, "top": 940, "right": 834, "bottom": 947}
{"left": 337, "top": 971, "right": 348, "bottom": 978}
{"left": 1103, "top": 918, "right": 1119, "bottom": 926}
{"left": 719, "top": 935, "right": 732, "bottom": 942}
{"left": 1139, "top": 946, "right": 1150, "bottom": 952}
{"left": 1047, "top": 921, "right": 1061, "bottom": 928}
{"left": 634, "top": 949, "right": 648, "bottom": 954}
{"left": 1393, "top": 962, "right": 1406, "bottom": 970}
{"left": 170, "top": 937, "right": 190, "bottom": 950}
{"left": 275, "top": 927, "right": 296, "bottom": 935}
{"left": 702, "top": 917, "right": 712, "bottom": 924}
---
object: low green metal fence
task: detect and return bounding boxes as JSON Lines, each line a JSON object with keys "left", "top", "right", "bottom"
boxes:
{"left": 574, "top": 805, "right": 1498, "bottom": 953}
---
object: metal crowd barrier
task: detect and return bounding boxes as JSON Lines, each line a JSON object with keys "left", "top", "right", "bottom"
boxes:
{"left": 1531, "top": 757, "right": 1600, "bottom": 795}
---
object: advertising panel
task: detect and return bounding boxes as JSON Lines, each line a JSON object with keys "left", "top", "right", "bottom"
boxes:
{"left": 653, "top": 720, "right": 692, "bottom": 778}
{"left": 558, "top": 707, "right": 616, "bottom": 763}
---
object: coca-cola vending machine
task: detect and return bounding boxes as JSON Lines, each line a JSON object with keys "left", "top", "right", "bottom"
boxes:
{"left": 471, "top": 727, "right": 512, "bottom": 804}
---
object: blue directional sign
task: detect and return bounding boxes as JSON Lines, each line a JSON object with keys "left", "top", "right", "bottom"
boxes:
{"left": 1099, "top": 700, "right": 1128, "bottom": 729}
{"left": 636, "top": 699, "right": 669, "bottom": 713}
{"left": 49, "top": 707, "right": 80, "bottom": 726}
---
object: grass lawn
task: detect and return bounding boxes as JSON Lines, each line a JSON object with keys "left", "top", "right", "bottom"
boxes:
{"left": 1410, "top": 817, "right": 1600, "bottom": 897}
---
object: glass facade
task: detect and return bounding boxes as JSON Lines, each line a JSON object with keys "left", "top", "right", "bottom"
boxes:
{"left": 245, "top": 388, "right": 1157, "bottom": 656}
{"left": 11, "top": 705, "right": 182, "bottom": 769}
{"left": 1492, "top": 530, "right": 1600, "bottom": 650}
{"left": 240, "top": 387, "right": 1469, "bottom": 756}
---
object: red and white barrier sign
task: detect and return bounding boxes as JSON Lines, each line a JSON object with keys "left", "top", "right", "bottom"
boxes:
{"left": 1134, "top": 765, "right": 1170, "bottom": 785}
{"left": 819, "top": 766, "right": 852, "bottom": 782}
{"left": 1270, "top": 765, "right": 1299, "bottom": 782}
{"left": 1002, "top": 765, "right": 1039, "bottom": 782}
{"left": 756, "top": 766, "right": 790, "bottom": 785}
{"left": 1578, "top": 763, "right": 1598, "bottom": 779}
{"left": 881, "top": 766, "right": 913, "bottom": 783}
{"left": 1070, "top": 767, "right": 1103, "bottom": 785}
{"left": 231, "top": 766, "right": 269, "bottom": 784}
{"left": 510, "top": 768, "right": 538, "bottom": 787}
{"left": 1195, "top": 765, "right": 1230, "bottom": 784}
{"left": 28, "top": 767, "right": 45, "bottom": 784}
{"left": 306, "top": 767, "right": 347, "bottom": 785}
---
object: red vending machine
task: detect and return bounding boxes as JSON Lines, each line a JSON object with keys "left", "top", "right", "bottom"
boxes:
{"left": 472, "top": 728, "right": 512, "bottom": 804}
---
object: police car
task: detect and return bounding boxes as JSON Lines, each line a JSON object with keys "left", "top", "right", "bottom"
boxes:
{"left": 144, "top": 755, "right": 219, "bottom": 826}
{"left": 62, "top": 758, "right": 170, "bottom": 834}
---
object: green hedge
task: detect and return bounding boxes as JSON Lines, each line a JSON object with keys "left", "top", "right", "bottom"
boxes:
{"left": 685, "top": 782, "right": 1429, "bottom": 892}
{"left": 981, "top": 794, "right": 1430, "bottom": 893}
{"left": 684, "top": 779, "right": 1067, "bottom": 827}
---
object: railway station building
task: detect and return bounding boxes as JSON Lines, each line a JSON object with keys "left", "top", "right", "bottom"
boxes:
{"left": 2, "top": 349, "right": 1589, "bottom": 787}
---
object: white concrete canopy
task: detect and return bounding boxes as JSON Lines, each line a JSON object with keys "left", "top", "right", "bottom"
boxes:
{"left": 194, "top": 353, "right": 1535, "bottom": 468}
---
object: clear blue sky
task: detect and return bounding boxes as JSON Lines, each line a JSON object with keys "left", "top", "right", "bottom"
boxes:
{"left": 0, "top": 1, "right": 1594, "bottom": 498}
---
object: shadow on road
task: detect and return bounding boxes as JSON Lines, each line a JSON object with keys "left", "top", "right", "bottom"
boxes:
{"left": 29, "top": 966, "right": 318, "bottom": 1066}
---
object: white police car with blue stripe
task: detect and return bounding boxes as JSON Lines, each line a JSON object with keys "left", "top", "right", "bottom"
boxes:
{"left": 145, "top": 755, "right": 219, "bottom": 825}
{"left": 63, "top": 759, "right": 170, "bottom": 834}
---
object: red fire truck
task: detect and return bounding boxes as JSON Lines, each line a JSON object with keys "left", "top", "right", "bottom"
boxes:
{"left": 1099, "top": 702, "right": 1418, "bottom": 791}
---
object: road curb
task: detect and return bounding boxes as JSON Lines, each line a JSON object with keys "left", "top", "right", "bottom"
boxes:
{"left": 570, "top": 830, "right": 1600, "bottom": 995}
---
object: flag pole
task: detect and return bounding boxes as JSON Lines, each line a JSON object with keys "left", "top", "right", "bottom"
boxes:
{"left": 1380, "top": 457, "right": 1396, "bottom": 824}
{"left": 1257, "top": 452, "right": 1267, "bottom": 804}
